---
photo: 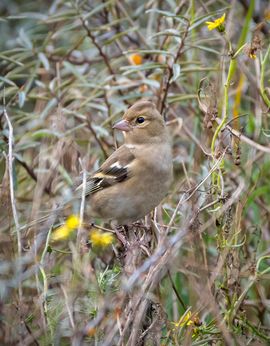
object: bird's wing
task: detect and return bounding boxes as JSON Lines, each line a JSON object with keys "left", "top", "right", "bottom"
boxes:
{"left": 75, "top": 145, "right": 135, "bottom": 197}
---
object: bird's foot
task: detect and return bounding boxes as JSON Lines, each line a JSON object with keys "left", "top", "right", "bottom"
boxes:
{"left": 131, "top": 221, "right": 150, "bottom": 231}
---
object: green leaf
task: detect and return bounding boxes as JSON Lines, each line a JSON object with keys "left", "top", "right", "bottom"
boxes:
{"left": 18, "top": 29, "right": 32, "bottom": 49}
{"left": 40, "top": 98, "right": 58, "bottom": 120}
{"left": 83, "top": 0, "right": 114, "bottom": 20}
{"left": 146, "top": 9, "right": 188, "bottom": 24}
{"left": 31, "top": 129, "right": 61, "bottom": 139}
{"left": 150, "top": 29, "right": 181, "bottom": 39}
{"left": 92, "top": 125, "right": 110, "bottom": 137}
{"left": 103, "top": 27, "right": 137, "bottom": 45}
{"left": 170, "top": 63, "right": 181, "bottom": 83}
{"left": 0, "top": 76, "right": 18, "bottom": 87}
{"left": 123, "top": 49, "right": 174, "bottom": 56}
{"left": 187, "top": 45, "right": 221, "bottom": 55}
{"left": 38, "top": 53, "right": 50, "bottom": 71}
{"left": 120, "top": 63, "right": 166, "bottom": 75}
{"left": 0, "top": 54, "right": 24, "bottom": 67}
{"left": 7, "top": 12, "right": 48, "bottom": 20}
{"left": 18, "top": 91, "right": 26, "bottom": 108}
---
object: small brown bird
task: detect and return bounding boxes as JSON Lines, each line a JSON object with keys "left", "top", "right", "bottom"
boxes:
{"left": 76, "top": 100, "right": 173, "bottom": 224}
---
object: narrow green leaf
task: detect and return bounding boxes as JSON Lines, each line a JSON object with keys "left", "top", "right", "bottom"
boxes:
{"left": 123, "top": 49, "right": 174, "bottom": 56}
{"left": 0, "top": 54, "right": 24, "bottom": 67}
{"left": 40, "top": 98, "right": 58, "bottom": 120}
{"left": 120, "top": 63, "right": 166, "bottom": 75}
{"left": 31, "top": 129, "right": 61, "bottom": 139}
{"left": 7, "top": 12, "right": 48, "bottom": 20}
{"left": 83, "top": 0, "right": 114, "bottom": 21}
{"left": 18, "top": 91, "right": 26, "bottom": 108}
{"left": 0, "top": 76, "right": 17, "bottom": 87}
{"left": 38, "top": 52, "right": 50, "bottom": 71}
{"left": 170, "top": 63, "right": 181, "bottom": 83}
{"left": 150, "top": 29, "right": 181, "bottom": 39}
{"left": 18, "top": 29, "right": 32, "bottom": 49}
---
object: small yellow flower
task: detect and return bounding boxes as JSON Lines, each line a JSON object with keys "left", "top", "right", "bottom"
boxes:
{"left": 66, "top": 214, "right": 80, "bottom": 229}
{"left": 51, "top": 214, "right": 80, "bottom": 241}
{"left": 173, "top": 311, "right": 193, "bottom": 328}
{"left": 249, "top": 53, "right": 256, "bottom": 59}
{"left": 90, "top": 229, "right": 114, "bottom": 248}
{"left": 129, "top": 53, "right": 143, "bottom": 65}
{"left": 205, "top": 13, "right": 226, "bottom": 32}
{"left": 172, "top": 311, "right": 200, "bottom": 329}
{"left": 264, "top": 9, "right": 270, "bottom": 21}
{"left": 51, "top": 225, "right": 74, "bottom": 241}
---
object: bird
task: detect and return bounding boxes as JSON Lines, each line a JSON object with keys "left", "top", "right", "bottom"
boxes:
{"left": 22, "top": 100, "right": 173, "bottom": 236}
{"left": 75, "top": 99, "right": 173, "bottom": 225}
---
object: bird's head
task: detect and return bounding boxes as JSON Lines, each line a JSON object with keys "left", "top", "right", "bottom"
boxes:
{"left": 113, "top": 100, "right": 166, "bottom": 144}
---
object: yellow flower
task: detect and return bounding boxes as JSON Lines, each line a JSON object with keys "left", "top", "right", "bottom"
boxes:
{"left": 51, "top": 225, "right": 74, "bottom": 241}
{"left": 51, "top": 214, "right": 80, "bottom": 241}
{"left": 249, "top": 53, "right": 256, "bottom": 59}
{"left": 90, "top": 229, "right": 114, "bottom": 248}
{"left": 172, "top": 311, "right": 200, "bottom": 329}
{"left": 173, "top": 311, "right": 193, "bottom": 328}
{"left": 205, "top": 13, "right": 226, "bottom": 31}
{"left": 129, "top": 53, "right": 143, "bottom": 65}
{"left": 66, "top": 214, "right": 80, "bottom": 229}
{"left": 264, "top": 9, "right": 270, "bottom": 21}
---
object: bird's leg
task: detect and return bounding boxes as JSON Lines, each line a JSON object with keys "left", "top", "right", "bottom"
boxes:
{"left": 131, "top": 218, "right": 151, "bottom": 232}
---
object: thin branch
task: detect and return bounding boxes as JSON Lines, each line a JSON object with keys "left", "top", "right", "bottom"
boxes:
{"left": 159, "top": 19, "right": 190, "bottom": 115}
{"left": 3, "top": 104, "right": 22, "bottom": 299}
{"left": 216, "top": 117, "right": 270, "bottom": 154}
{"left": 77, "top": 158, "right": 87, "bottom": 251}
{"left": 86, "top": 117, "right": 110, "bottom": 159}
{"left": 15, "top": 157, "right": 51, "bottom": 195}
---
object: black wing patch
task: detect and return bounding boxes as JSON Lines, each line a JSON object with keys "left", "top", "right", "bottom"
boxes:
{"left": 75, "top": 164, "right": 129, "bottom": 197}
{"left": 74, "top": 145, "right": 135, "bottom": 197}
{"left": 102, "top": 164, "right": 128, "bottom": 182}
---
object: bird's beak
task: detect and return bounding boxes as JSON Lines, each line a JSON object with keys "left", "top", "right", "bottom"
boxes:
{"left": 112, "top": 119, "right": 131, "bottom": 132}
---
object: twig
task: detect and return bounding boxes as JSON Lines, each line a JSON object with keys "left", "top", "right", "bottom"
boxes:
{"left": 182, "top": 121, "right": 211, "bottom": 156}
{"left": 159, "top": 19, "right": 190, "bottom": 115}
{"left": 216, "top": 117, "right": 270, "bottom": 154}
{"left": 86, "top": 118, "right": 109, "bottom": 159}
{"left": 3, "top": 103, "right": 22, "bottom": 300}
{"left": 167, "top": 150, "right": 227, "bottom": 231}
{"left": 77, "top": 158, "right": 87, "bottom": 249}
{"left": 61, "top": 285, "right": 75, "bottom": 330}
{"left": 167, "top": 270, "right": 187, "bottom": 310}
{"left": 15, "top": 156, "right": 51, "bottom": 195}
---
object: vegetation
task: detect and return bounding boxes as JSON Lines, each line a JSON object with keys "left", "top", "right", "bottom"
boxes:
{"left": 0, "top": 0, "right": 270, "bottom": 345}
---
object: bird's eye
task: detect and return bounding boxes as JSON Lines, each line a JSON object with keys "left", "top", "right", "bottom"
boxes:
{"left": 136, "top": 116, "right": 145, "bottom": 124}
